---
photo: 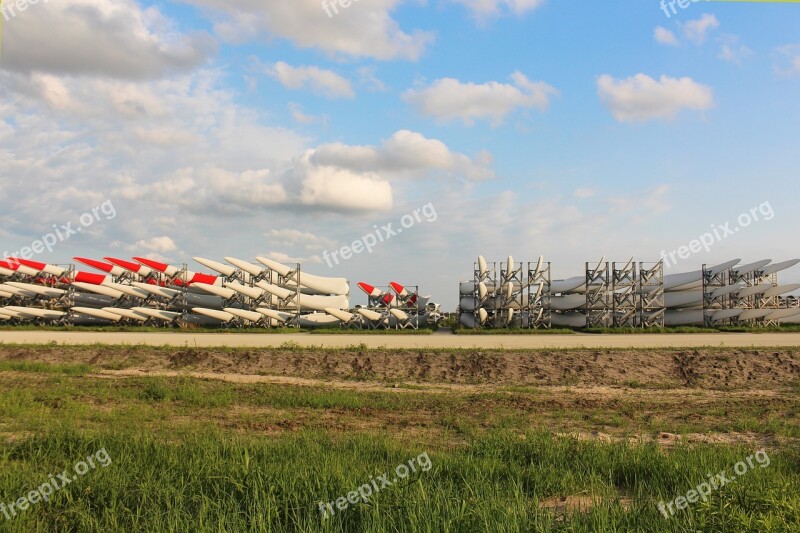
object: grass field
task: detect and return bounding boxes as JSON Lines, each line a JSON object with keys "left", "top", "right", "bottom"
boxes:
{"left": 1, "top": 346, "right": 799, "bottom": 531}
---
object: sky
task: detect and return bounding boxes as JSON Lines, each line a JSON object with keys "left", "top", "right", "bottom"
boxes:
{"left": 0, "top": 0, "right": 799, "bottom": 309}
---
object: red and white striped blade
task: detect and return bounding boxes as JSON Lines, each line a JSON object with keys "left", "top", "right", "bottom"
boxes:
{"left": 186, "top": 272, "right": 220, "bottom": 286}
{"left": 0, "top": 260, "right": 40, "bottom": 276}
{"left": 12, "top": 259, "right": 66, "bottom": 276}
{"left": 357, "top": 282, "right": 383, "bottom": 298}
{"left": 133, "top": 257, "right": 180, "bottom": 277}
{"left": 389, "top": 282, "right": 409, "bottom": 298}
{"left": 104, "top": 257, "right": 153, "bottom": 276}
{"left": 73, "top": 270, "right": 112, "bottom": 285}
{"left": 74, "top": 257, "right": 126, "bottom": 277}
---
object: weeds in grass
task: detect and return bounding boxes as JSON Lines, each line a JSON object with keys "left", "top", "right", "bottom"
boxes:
{"left": 0, "top": 430, "right": 797, "bottom": 531}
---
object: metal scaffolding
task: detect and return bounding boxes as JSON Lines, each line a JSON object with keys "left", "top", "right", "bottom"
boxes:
{"left": 585, "top": 260, "right": 610, "bottom": 328}
{"left": 639, "top": 261, "right": 665, "bottom": 328}
{"left": 612, "top": 260, "right": 638, "bottom": 328}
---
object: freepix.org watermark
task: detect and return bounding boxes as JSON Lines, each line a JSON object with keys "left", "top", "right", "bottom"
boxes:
{"left": 321, "top": 0, "right": 359, "bottom": 18}
{"left": 657, "top": 449, "right": 770, "bottom": 518}
{"left": 318, "top": 452, "right": 432, "bottom": 519}
{"left": 1, "top": 448, "right": 112, "bottom": 522}
{"left": 322, "top": 203, "right": 437, "bottom": 268}
{"left": 1, "top": 0, "right": 48, "bottom": 22}
{"left": 2, "top": 200, "right": 117, "bottom": 266}
{"left": 660, "top": 200, "right": 774, "bottom": 269}
{"left": 659, "top": 0, "right": 702, "bottom": 19}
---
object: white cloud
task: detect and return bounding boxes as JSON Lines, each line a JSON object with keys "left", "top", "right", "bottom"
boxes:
{"left": 357, "top": 67, "right": 388, "bottom": 92}
{"left": 404, "top": 72, "right": 558, "bottom": 125}
{"left": 450, "top": 0, "right": 546, "bottom": 21}
{"left": 606, "top": 184, "right": 671, "bottom": 218}
{"left": 654, "top": 26, "right": 678, "bottom": 47}
{"left": 574, "top": 188, "right": 595, "bottom": 199}
{"left": 268, "top": 62, "right": 355, "bottom": 99}
{"left": 120, "top": 129, "right": 491, "bottom": 216}
{"left": 149, "top": 168, "right": 291, "bottom": 214}
{"left": 260, "top": 251, "right": 323, "bottom": 265}
{"left": 718, "top": 36, "right": 754, "bottom": 65}
{"left": 0, "top": 64, "right": 491, "bottom": 226}
{"left": 267, "top": 229, "right": 337, "bottom": 251}
{"left": 294, "top": 162, "right": 394, "bottom": 212}
{"left": 309, "top": 130, "right": 494, "bottom": 181}
{"left": 680, "top": 14, "right": 719, "bottom": 45}
{"left": 597, "top": 74, "right": 715, "bottom": 122}
{"left": 288, "top": 103, "right": 324, "bottom": 125}
{"left": 774, "top": 44, "right": 800, "bottom": 76}
{"left": 2, "top": 0, "right": 213, "bottom": 79}
{"left": 183, "top": 0, "right": 433, "bottom": 61}
{"left": 0, "top": 67, "right": 313, "bottom": 257}
{"left": 133, "top": 236, "right": 178, "bottom": 253}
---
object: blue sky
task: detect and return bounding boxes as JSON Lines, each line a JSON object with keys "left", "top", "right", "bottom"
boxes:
{"left": 1, "top": 0, "right": 799, "bottom": 307}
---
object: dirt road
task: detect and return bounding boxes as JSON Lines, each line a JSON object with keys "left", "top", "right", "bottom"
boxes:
{"left": 2, "top": 330, "right": 800, "bottom": 348}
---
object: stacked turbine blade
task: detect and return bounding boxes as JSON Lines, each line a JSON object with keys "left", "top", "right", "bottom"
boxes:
{"left": 458, "top": 256, "right": 800, "bottom": 329}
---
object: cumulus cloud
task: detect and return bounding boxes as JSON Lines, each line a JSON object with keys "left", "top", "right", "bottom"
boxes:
{"left": 107, "top": 129, "right": 491, "bottom": 216}
{"left": 267, "top": 62, "right": 355, "bottom": 99}
{"left": 149, "top": 168, "right": 290, "bottom": 214}
{"left": 309, "top": 130, "right": 494, "bottom": 181}
{"left": 0, "top": 56, "right": 493, "bottom": 235}
{"left": 290, "top": 159, "right": 395, "bottom": 212}
{"left": 0, "top": 66, "right": 312, "bottom": 260}
{"left": 654, "top": 27, "right": 678, "bottom": 46}
{"left": 597, "top": 74, "right": 715, "bottom": 122}
{"left": 404, "top": 72, "right": 558, "bottom": 125}
{"left": 183, "top": 0, "right": 433, "bottom": 61}
{"left": 680, "top": 14, "right": 719, "bottom": 45}
{"left": 2, "top": 0, "right": 214, "bottom": 79}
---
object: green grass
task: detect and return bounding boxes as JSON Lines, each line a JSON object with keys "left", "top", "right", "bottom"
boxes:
{"left": 0, "top": 363, "right": 799, "bottom": 531}
{"left": 0, "top": 430, "right": 797, "bottom": 531}
{"left": 0, "top": 361, "right": 92, "bottom": 376}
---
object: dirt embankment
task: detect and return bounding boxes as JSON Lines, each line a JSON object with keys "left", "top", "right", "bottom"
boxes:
{"left": 1, "top": 346, "right": 799, "bottom": 388}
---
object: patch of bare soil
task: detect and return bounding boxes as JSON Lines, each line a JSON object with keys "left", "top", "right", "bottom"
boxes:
{"left": 555, "top": 431, "right": 779, "bottom": 448}
{"left": 539, "top": 493, "right": 633, "bottom": 516}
